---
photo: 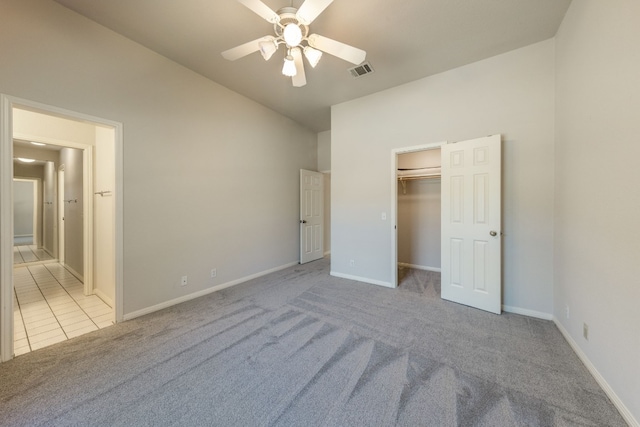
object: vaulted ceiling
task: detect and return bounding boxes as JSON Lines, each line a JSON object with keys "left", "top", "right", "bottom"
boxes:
{"left": 53, "top": 0, "right": 572, "bottom": 132}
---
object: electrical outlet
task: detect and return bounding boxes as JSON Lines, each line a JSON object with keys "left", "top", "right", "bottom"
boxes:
{"left": 211, "top": 269, "right": 217, "bottom": 278}
{"left": 583, "top": 323, "right": 589, "bottom": 340}
{"left": 180, "top": 275, "right": 188, "bottom": 286}
{"left": 349, "top": 259, "right": 355, "bottom": 267}
{"left": 565, "top": 305, "right": 570, "bottom": 319}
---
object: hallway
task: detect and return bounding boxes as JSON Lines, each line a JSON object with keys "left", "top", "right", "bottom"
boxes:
{"left": 13, "top": 262, "right": 113, "bottom": 356}
{"left": 13, "top": 244, "right": 54, "bottom": 265}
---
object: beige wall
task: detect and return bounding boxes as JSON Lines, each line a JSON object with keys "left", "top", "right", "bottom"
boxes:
{"left": 0, "top": 0, "right": 316, "bottom": 315}
{"left": 42, "top": 161, "right": 56, "bottom": 255}
{"left": 323, "top": 173, "right": 331, "bottom": 255}
{"left": 397, "top": 179, "right": 441, "bottom": 270}
{"left": 555, "top": 0, "right": 640, "bottom": 422}
{"left": 13, "top": 165, "right": 45, "bottom": 247}
{"left": 13, "top": 109, "right": 96, "bottom": 146}
{"left": 59, "top": 147, "right": 84, "bottom": 278}
{"left": 317, "top": 130, "right": 331, "bottom": 254}
{"left": 332, "top": 39, "right": 556, "bottom": 315}
{"left": 13, "top": 180, "right": 36, "bottom": 238}
{"left": 317, "top": 131, "right": 331, "bottom": 173}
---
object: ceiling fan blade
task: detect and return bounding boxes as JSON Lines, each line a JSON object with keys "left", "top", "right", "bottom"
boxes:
{"left": 307, "top": 34, "right": 366, "bottom": 65}
{"left": 236, "top": 0, "right": 279, "bottom": 23}
{"left": 291, "top": 48, "right": 307, "bottom": 87}
{"left": 222, "top": 36, "right": 270, "bottom": 61}
{"left": 296, "top": 0, "right": 334, "bottom": 25}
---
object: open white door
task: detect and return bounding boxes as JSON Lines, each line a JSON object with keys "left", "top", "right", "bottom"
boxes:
{"left": 300, "top": 169, "right": 324, "bottom": 264}
{"left": 441, "top": 135, "right": 501, "bottom": 314}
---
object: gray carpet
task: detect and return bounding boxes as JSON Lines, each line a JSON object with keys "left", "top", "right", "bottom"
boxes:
{"left": 0, "top": 259, "right": 627, "bottom": 426}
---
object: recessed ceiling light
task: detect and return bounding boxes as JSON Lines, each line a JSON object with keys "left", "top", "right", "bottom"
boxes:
{"left": 17, "top": 157, "right": 36, "bottom": 163}
{"left": 30, "top": 141, "right": 46, "bottom": 146}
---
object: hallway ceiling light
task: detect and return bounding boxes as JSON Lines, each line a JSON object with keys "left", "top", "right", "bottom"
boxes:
{"left": 30, "top": 141, "right": 46, "bottom": 146}
{"left": 222, "top": 0, "right": 366, "bottom": 87}
{"left": 16, "top": 157, "right": 36, "bottom": 163}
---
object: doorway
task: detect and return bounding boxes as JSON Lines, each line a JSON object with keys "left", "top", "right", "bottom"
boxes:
{"left": 391, "top": 142, "right": 445, "bottom": 289}
{"left": 391, "top": 136, "right": 502, "bottom": 314}
{"left": 13, "top": 178, "right": 38, "bottom": 247}
{"left": 0, "top": 95, "right": 124, "bottom": 362}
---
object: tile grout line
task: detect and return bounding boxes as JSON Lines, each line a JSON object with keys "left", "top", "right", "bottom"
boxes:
{"left": 12, "top": 269, "right": 33, "bottom": 353}
{"left": 44, "top": 264, "right": 103, "bottom": 329}
{"left": 24, "top": 264, "right": 70, "bottom": 342}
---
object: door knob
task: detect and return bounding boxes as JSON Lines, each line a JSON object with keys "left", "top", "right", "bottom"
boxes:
{"left": 300, "top": 220, "right": 307, "bottom": 224}
{"left": 490, "top": 231, "right": 497, "bottom": 236}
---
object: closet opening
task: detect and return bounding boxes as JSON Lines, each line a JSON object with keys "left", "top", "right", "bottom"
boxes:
{"left": 391, "top": 142, "right": 445, "bottom": 289}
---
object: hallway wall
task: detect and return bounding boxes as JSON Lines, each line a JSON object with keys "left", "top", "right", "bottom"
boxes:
{"left": 59, "top": 147, "right": 83, "bottom": 278}
{"left": 13, "top": 180, "right": 35, "bottom": 240}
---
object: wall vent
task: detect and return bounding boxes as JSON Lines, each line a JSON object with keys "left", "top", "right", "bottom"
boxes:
{"left": 348, "top": 62, "right": 374, "bottom": 78}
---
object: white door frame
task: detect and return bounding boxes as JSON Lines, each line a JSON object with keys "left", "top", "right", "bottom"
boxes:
{"left": 0, "top": 94, "right": 124, "bottom": 362}
{"left": 390, "top": 141, "right": 446, "bottom": 288}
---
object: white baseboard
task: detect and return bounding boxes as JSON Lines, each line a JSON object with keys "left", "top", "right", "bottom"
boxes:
{"left": 94, "top": 288, "right": 114, "bottom": 309}
{"left": 501, "top": 305, "right": 553, "bottom": 320}
{"left": 324, "top": 250, "right": 331, "bottom": 256}
{"left": 62, "top": 264, "right": 84, "bottom": 283}
{"left": 397, "top": 262, "right": 441, "bottom": 273}
{"left": 330, "top": 271, "right": 394, "bottom": 288}
{"left": 123, "top": 261, "right": 298, "bottom": 321}
{"left": 42, "top": 247, "right": 54, "bottom": 258}
{"left": 553, "top": 317, "right": 639, "bottom": 427}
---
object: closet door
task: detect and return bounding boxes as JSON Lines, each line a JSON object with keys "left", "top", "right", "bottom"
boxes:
{"left": 441, "top": 135, "right": 501, "bottom": 314}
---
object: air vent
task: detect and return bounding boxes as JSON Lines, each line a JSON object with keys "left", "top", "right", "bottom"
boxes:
{"left": 348, "top": 62, "right": 374, "bottom": 78}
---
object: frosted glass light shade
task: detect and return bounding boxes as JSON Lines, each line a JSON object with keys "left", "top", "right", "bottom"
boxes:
{"left": 282, "top": 55, "right": 297, "bottom": 76}
{"left": 303, "top": 46, "right": 322, "bottom": 67}
{"left": 283, "top": 23, "right": 302, "bottom": 47}
{"left": 259, "top": 38, "right": 277, "bottom": 60}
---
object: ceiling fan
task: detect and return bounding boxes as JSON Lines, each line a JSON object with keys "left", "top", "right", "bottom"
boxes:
{"left": 222, "top": 0, "right": 366, "bottom": 87}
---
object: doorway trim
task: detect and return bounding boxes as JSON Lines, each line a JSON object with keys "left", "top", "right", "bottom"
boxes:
{"left": 0, "top": 94, "right": 124, "bottom": 362}
{"left": 390, "top": 141, "right": 446, "bottom": 288}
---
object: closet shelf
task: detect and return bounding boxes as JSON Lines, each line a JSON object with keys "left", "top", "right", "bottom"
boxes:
{"left": 398, "top": 167, "right": 441, "bottom": 194}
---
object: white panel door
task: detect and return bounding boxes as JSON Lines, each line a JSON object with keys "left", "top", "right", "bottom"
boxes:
{"left": 441, "top": 135, "right": 501, "bottom": 314}
{"left": 300, "top": 169, "right": 324, "bottom": 264}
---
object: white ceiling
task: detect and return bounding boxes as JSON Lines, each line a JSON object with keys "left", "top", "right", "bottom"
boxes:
{"left": 52, "top": 0, "right": 572, "bottom": 132}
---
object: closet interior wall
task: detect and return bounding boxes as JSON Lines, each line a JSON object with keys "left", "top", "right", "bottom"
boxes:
{"left": 397, "top": 149, "right": 442, "bottom": 272}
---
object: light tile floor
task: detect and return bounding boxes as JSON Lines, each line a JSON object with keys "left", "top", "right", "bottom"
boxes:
{"left": 13, "top": 263, "right": 114, "bottom": 356}
{"left": 13, "top": 245, "right": 54, "bottom": 265}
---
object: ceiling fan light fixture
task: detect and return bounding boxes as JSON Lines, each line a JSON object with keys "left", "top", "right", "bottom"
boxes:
{"left": 283, "top": 23, "right": 302, "bottom": 47}
{"left": 259, "top": 37, "right": 278, "bottom": 60}
{"left": 303, "top": 45, "right": 322, "bottom": 67}
{"left": 282, "top": 55, "right": 297, "bottom": 76}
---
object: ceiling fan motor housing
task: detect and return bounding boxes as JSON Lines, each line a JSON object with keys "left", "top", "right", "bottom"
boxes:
{"left": 275, "top": 7, "right": 309, "bottom": 46}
